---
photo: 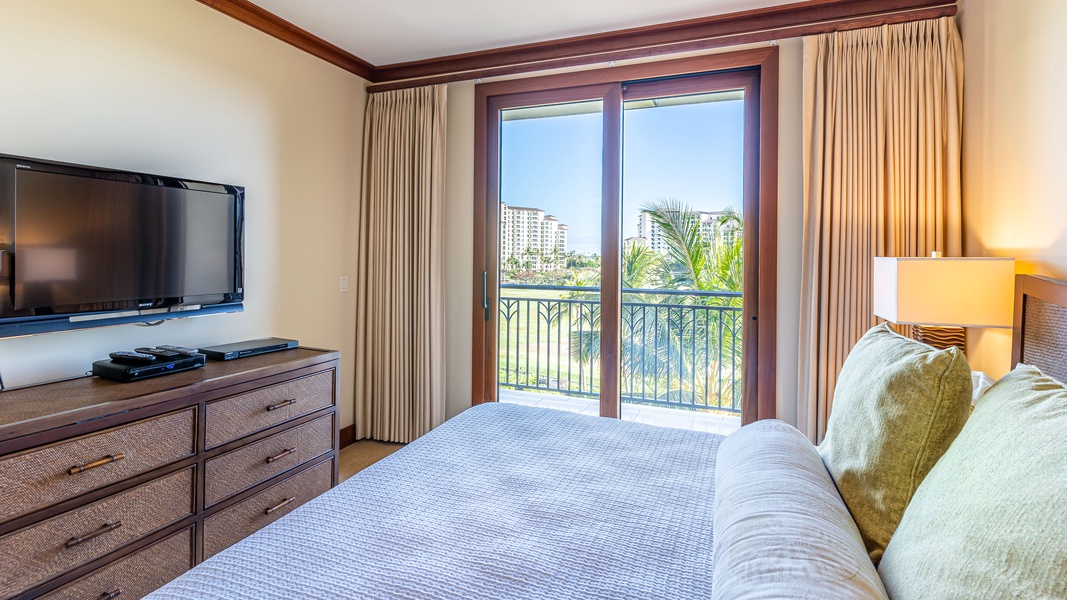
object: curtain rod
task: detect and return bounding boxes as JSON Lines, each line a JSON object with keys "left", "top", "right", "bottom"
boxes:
{"left": 366, "top": 5, "right": 955, "bottom": 93}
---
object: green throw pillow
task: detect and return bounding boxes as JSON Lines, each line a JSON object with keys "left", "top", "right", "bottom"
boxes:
{"left": 879, "top": 364, "right": 1067, "bottom": 598}
{"left": 817, "top": 323, "right": 971, "bottom": 565}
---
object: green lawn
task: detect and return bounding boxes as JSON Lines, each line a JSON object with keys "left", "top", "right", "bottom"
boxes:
{"left": 498, "top": 287, "right": 600, "bottom": 393}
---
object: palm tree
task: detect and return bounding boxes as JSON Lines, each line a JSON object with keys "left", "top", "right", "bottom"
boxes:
{"left": 640, "top": 198, "right": 743, "bottom": 298}
{"left": 709, "top": 207, "right": 743, "bottom": 300}
{"left": 560, "top": 199, "right": 745, "bottom": 411}
{"left": 633, "top": 199, "right": 745, "bottom": 408}
{"left": 564, "top": 242, "right": 661, "bottom": 375}
{"left": 622, "top": 240, "right": 655, "bottom": 291}
{"left": 641, "top": 198, "right": 715, "bottom": 292}
{"left": 503, "top": 256, "right": 521, "bottom": 274}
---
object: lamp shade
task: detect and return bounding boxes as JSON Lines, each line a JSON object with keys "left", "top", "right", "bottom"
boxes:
{"left": 872, "top": 257, "right": 1015, "bottom": 328}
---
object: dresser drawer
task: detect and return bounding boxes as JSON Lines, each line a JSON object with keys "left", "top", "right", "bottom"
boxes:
{"left": 38, "top": 526, "right": 193, "bottom": 600}
{"left": 0, "top": 409, "right": 195, "bottom": 525}
{"left": 204, "top": 459, "right": 333, "bottom": 559}
{"left": 0, "top": 467, "right": 193, "bottom": 598}
{"left": 204, "top": 414, "right": 333, "bottom": 507}
{"left": 205, "top": 370, "right": 334, "bottom": 449}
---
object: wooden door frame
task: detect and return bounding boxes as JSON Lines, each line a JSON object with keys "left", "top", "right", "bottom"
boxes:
{"left": 472, "top": 83, "right": 621, "bottom": 414}
{"left": 472, "top": 47, "right": 778, "bottom": 422}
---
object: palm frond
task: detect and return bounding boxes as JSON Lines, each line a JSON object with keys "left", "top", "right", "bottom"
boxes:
{"left": 641, "top": 198, "right": 713, "bottom": 290}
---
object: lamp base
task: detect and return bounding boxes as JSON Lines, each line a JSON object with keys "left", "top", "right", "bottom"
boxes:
{"left": 912, "top": 325, "right": 966, "bottom": 352}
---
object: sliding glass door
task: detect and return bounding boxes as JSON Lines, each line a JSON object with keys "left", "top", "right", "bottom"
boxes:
{"left": 473, "top": 51, "right": 778, "bottom": 428}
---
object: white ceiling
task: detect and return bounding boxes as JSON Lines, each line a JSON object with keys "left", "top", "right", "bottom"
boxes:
{"left": 248, "top": 0, "right": 795, "bottom": 66}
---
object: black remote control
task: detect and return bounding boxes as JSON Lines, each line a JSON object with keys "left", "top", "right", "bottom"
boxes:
{"left": 109, "top": 351, "right": 157, "bottom": 365}
{"left": 135, "top": 347, "right": 181, "bottom": 358}
{"left": 156, "top": 344, "right": 198, "bottom": 356}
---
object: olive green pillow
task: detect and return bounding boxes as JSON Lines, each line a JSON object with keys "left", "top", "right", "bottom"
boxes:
{"left": 817, "top": 323, "right": 971, "bottom": 565}
{"left": 879, "top": 364, "right": 1067, "bottom": 598}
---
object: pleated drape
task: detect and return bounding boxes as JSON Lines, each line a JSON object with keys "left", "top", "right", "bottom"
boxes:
{"left": 797, "top": 18, "right": 964, "bottom": 442}
{"left": 354, "top": 85, "right": 447, "bottom": 443}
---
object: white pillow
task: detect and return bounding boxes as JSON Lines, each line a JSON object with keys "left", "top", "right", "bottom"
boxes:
{"left": 970, "top": 371, "right": 995, "bottom": 406}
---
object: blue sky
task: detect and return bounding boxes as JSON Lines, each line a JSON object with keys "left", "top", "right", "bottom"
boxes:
{"left": 500, "top": 97, "right": 744, "bottom": 255}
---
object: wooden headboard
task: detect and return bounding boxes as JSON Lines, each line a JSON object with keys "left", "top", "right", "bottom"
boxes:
{"left": 1011, "top": 274, "right": 1067, "bottom": 382}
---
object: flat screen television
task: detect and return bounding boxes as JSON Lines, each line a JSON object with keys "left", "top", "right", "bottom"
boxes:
{"left": 0, "top": 154, "right": 244, "bottom": 338}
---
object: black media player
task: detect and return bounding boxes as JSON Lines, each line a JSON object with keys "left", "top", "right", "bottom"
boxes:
{"left": 198, "top": 337, "right": 298, "bottom": 361}
{"left": 93, "top": 353, "right": 207, "bottom": 382}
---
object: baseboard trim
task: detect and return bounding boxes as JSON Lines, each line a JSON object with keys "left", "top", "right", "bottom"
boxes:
{"left": 340, "top": 424, "right": 355, "bottom": 449}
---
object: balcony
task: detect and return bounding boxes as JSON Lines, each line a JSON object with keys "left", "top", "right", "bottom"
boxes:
{"left": 499, "top": 389, "right": 740, "bottom": 435}
{"left": 498, "top": 284, "right": 743, "bottom": 435}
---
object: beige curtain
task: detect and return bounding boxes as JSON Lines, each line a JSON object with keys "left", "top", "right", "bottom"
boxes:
{"left": 797, "top": 18, "right": 964, "bottom": 442}
{"left": 354, "top": 85, "right": 447, "bottom": 443}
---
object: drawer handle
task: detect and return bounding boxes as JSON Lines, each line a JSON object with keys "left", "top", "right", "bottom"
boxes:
{"left": 99, "top": 589, "right": 122, "bottom": 599}
{"left": 66, "top": 521, "right": 123, "bottom": 548}
{"left": 266, "top": 447, "right": 297, "bottom": 464}
{"left": 68, "top": 453, "right": 126, "bottom": 476}
{"left": 266, "top": 398, "right": 298, "bottom": 412}
{"left": 265, "top": 496, "right": 296, "bottom": 515}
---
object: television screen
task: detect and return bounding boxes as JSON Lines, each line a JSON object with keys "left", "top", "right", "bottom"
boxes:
{"left": 0, "top": 154, "right": 244, "bottom": 337}
{"left": 14, "top": 170, "right": 236, "bottom": 310}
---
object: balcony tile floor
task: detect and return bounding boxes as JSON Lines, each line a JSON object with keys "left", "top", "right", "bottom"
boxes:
{"left": 499, "top": 388, "right": 741, "bottom": 436}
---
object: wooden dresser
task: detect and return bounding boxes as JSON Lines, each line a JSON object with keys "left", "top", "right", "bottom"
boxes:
{"left": 0, "top": 348, "right": 340, "bottom": 600}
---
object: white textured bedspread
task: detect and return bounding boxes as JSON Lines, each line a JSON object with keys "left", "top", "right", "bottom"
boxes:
{"left": 148, "top": 403, "right": 722, "bottom": 599}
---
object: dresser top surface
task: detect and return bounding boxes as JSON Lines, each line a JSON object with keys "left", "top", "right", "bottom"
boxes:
{"left": 0, "top": 348, "right": 339, "bottom": 444}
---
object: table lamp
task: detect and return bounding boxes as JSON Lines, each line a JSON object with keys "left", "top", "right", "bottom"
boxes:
{"left": 872, "top": 256, "right": 1015, "bottom": 351}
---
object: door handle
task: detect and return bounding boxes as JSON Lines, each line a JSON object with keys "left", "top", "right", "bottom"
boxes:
{"left": 483, "top": 271, "right": 490, "bottom": 321}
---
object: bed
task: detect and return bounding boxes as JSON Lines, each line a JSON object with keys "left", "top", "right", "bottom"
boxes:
{"left": 150, "top": 403, "right": 722, "bottom": 599}
{"left": 148, "top": 274, "right": 1067, "bottom": 599}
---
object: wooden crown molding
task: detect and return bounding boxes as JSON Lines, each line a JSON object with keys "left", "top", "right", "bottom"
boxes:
{"left": 199, "top": 0, "right": 956, "bottom": 88}
{"left": 366, "top": 4, "right": 955, "bottom": 93}
{"left": 196, "top": 0, "right": 375, "bottom": 80}
{"left": 374, "top": 0, "right": 955, "bottom": 82}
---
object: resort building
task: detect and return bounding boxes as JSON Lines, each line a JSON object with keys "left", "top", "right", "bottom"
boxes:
{"left": 500, "top": 202, "right": 568, "bottom": 271}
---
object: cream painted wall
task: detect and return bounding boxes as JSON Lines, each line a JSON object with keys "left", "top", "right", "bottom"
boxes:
{"left": 775, "top": 38, "right": 804, "bottom": 427}
{"left": 0, "top": 1, "right": 365, "bottom": 428}
{"left": 958, "top": 0, "right": 1067, "bottom": 377}
{"left": 443, "top": 81, "right": 476, "bottom": 419}
{"left": 442, "top": 39, "right": 806, "bottom": 425}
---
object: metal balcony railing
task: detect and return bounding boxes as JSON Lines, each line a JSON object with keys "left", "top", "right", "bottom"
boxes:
{"left": 498, "top": 284, "right": 743, "bottom": 414}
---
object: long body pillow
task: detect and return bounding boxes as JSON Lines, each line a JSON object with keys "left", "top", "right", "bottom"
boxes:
{"left": 713, "top": 420, "right": 888, "bottom": 600}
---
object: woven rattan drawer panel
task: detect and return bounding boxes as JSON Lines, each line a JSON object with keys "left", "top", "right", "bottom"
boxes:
{"left": 204, "top": 459, "right": 332, "bottom": 559}
{"left": 204, "top": 414, "right": 333, "bottom": 507}
{"left": 38, "top": 526, "right": 193, "bottom": 600}
{"left": 205, "top": 370, "right": 333, "bottom": 449}
{"left": 0, "top": 467, "right": 193, "bottom": 598}
{"left": 0, "top": 408, "right": 195, "bottom": 525}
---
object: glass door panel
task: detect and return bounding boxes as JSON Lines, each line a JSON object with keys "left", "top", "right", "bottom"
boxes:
{"left": 620, "top": 88, "right": 746, "bottom": 434}
{"left": 496, "top": 100, "right": 605, "bottom": 416}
